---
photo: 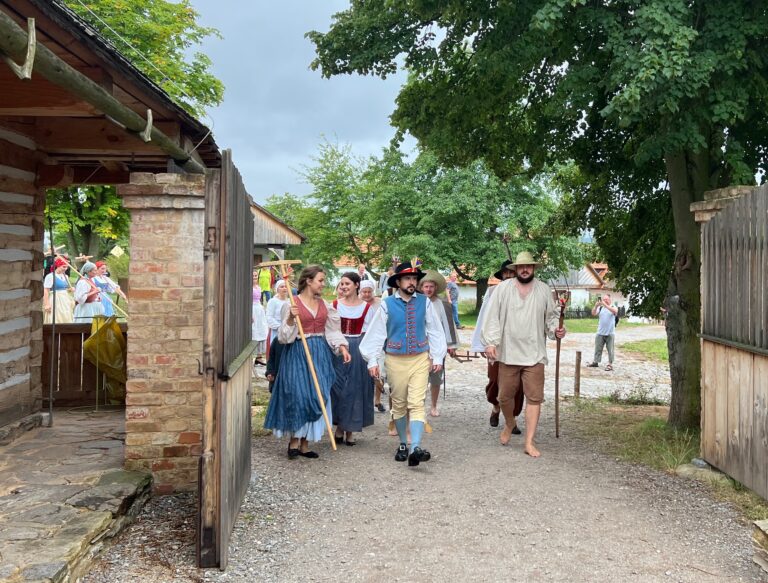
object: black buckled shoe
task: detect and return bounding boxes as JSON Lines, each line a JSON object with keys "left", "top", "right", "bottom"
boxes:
{"left": 408, "top": 447, "right": 431, "bottom": 467}
{"left": 394, "top": 443, "right": 408, "bottom": 462}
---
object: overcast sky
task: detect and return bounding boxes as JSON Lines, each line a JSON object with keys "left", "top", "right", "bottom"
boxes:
{"left": 191, "top": 1, "right": 411, "bottom": 203}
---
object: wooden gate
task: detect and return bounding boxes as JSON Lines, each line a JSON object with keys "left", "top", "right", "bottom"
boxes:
{"left": 198, "top": 150, "right": 255, "bottom": 568}
{"left": 697, "top": 185, "right": 768, "bottom": 500}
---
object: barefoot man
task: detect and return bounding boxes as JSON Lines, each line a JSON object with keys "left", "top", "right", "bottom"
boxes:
{"left": 480, "top": 251, "right": 566, "bottom": 457}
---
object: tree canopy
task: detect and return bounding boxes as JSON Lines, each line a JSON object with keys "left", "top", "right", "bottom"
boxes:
{"left": 266, "top": 142, "right": 584, "bottom": 307}
{"left": 45, "top": 185, "right": 130, "bottom": 259}
{"left": 64, "top": 0, "right": 224, "bottom": 116}
{"left": 308, "top": 1, "right": 768, "bottom": 428}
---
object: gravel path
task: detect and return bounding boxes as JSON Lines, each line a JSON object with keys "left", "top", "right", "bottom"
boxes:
{"left": 84, "top": 327, "right": 764, "bottom": 582}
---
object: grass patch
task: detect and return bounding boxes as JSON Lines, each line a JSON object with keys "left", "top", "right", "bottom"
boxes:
{"left": 621, "top": 338, "right": 668, "bottom": 362}
{"left": 568, "top": 399, "right": 768, "bottom": 521}
{"left": 602, "top": 382, "right": 669, "bottom": 406}
{"left": 252, "top": 376, "right": 272, "bottom": 437}
{"left": 563, "top": 318, "right": 653, "bottom": 334}
{"left": 564, "top": 318, "right": 598, "bottom": 334}
{"left": 458, "top": 301, "right": 479, "bottom": 328}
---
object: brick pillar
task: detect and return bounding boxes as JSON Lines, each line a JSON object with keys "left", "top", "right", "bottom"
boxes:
{"left": 117, "top": 172, "right": 206, "bottom": 494}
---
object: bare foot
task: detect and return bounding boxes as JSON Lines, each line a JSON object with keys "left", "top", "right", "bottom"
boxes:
{"left": 500, "top": 425, "right": 513, "bottom": 445}
{"left": 524, "top": 443, "right": 541, "bottom": 457}
{"left": 429, "top": 407, "right": 440, "bottom": 417}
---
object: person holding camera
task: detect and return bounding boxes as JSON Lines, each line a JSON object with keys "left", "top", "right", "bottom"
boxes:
{"left": 587, "top": 294, "right": 618, "bottom": 371}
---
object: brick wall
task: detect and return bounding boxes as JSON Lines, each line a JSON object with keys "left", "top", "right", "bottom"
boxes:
{"left": 118, "top": 173, "right": 205, "bottom": 493}
{"left": 0, "top": 126, "right": 44, "bottom": 427}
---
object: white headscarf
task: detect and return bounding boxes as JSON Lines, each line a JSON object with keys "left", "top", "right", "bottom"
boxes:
{"left": 360, "top": 280, "right": 375, "bottom": 291}
{"left": 274, "top": 279, "right": 287, "bottom": 293}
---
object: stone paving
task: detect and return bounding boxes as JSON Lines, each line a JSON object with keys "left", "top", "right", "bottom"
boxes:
{"left": 0, "top": 410, "right": 150, "bottom": 583}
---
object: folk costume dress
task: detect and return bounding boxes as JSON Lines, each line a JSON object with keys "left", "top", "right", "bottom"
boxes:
{"left": 265, "top": 289, "right": 289, "bottom": 390}
{"left": 264, "top": 298, "right": 347, "bottom": 442}
{"left": 251, "top": 286, "right": 268, "bottom": 355}
{"left": 93, "top": 274, "right": 118, "bottom": 317}
{"left": 43, "top": 271, "right": 74, "bottom": 324}
{"left": 330, "top": 300, "right": 375, "bottom": 433}
{"left": 73, "top": 275, "right": 105, "bottom": 323}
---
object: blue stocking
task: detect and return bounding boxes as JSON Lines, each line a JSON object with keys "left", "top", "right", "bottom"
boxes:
{"left": 409, "top": 420, "right": 425, "bottom": 453}
{"left": 394, "top": 416, "right": 407, "bottom": 445}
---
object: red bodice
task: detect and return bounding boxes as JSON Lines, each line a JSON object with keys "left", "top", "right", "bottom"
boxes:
{"left": 333, "top": 300, "right": 370, "bottom": 335}
{"left": 296, "top": 298, "right": 327, "bottom": 333}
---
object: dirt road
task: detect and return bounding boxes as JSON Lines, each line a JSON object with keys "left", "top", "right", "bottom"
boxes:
{"left": 85, "top": 326, "right": 764, "bottom": 582}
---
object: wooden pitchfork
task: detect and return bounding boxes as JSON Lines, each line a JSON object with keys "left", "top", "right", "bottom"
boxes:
{"left": 256, "top": 260, "right": 337, "bottom": 450}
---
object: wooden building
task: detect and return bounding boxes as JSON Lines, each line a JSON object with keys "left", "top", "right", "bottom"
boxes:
{"left": 691, "top": 185, "right": 768, "bottom": 501}
{"left": 1, "top": 0, "right": 255, "bottom": 566}
{"left": 250, "top": 199, "right": 304, "bottom": 264}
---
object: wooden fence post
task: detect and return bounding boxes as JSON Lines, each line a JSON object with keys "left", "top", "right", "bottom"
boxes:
{"left": 574, "top": 350, "right": 581, "bottom": 399}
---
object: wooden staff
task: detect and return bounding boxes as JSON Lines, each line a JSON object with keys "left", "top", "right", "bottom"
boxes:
{"left": 57, "top": 255, "right": 130, "bottom": 320}
{"left": 553, "top": 290, "right": 570, "bottom": 438}
{"left": 257, "top": 260, "right": 337, "bottom": 450}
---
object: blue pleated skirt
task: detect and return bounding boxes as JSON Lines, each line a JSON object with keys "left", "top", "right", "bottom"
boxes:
{"left": 264, "top": 335, "right": 335, "bottom": 442}
{"left": 331, "top": 335, "right": 374, "bottom": 432}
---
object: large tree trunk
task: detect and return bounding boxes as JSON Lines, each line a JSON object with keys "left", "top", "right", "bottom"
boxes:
{"left": 664, "top": 151, "right": 707, "bottom": 430}
{"left": 475, "top": 277, "right": 488, "bottom": 312}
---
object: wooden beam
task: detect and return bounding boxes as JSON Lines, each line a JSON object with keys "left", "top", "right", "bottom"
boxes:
{"left": 0, "top": 66, "right": 108, "bottom": 116}
{"left": 36, "top": 164, "right": 130, "bottom": 186}
{"left": 34, "top": 118, "right": 180, "bottom": 155}
{"left": 0, "top": 10, "right": 206, "bottom": 174}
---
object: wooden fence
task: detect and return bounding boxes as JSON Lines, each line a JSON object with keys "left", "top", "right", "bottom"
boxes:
{"left": 694, "top": 185, "right": 768, "bottom": 500}
{"left": 42, "top": 322, "right": 128, "bottom": 408}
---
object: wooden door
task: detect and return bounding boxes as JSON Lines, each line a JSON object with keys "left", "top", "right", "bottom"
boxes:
{"left": 198, "top": 150, "right": 256, "bottom": 568}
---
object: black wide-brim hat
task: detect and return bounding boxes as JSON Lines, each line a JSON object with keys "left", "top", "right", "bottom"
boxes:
{"left": 388, "top": 261, "right": 426, "bottom": 288}
{"left": 493, "top": 260, "right": 515, "bottom": 281}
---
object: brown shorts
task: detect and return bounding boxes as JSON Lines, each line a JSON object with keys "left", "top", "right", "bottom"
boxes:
{"left": 497, "top": 362, "right": 545, "bottom": 405}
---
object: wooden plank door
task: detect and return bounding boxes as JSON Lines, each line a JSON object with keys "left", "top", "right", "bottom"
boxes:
{"left": 198, "top": 151, "right": 256, "bottom": 568}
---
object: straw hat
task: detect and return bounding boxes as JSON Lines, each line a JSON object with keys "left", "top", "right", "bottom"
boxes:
{"left": 419, "top": 269, "right": 446, "bottom": 294}
{"left": 510, "top": 251, "right": 540, "bottom": 267}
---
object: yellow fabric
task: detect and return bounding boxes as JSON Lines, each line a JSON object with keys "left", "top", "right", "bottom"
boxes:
{"left": 385, "top": 352, "right": 430, "bottom": 422}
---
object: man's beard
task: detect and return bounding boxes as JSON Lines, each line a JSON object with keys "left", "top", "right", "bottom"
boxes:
{"left": 400, "top": 285, "right": 416, "bottom": 296}
{"left": 517, "top": 273, "right": 534, "bottom": 284}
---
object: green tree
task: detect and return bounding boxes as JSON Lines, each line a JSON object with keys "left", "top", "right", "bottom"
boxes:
{"left": 64, "top": 0, "right": 224, "bottom": 116}
{"left": 45, "top": 186, "right": 130, "bottom": 259}
{"left": 370, "top": 150, "right": 584, "bottom": 308}
{"left": 308, "top": 1, "right": 768, "bottom": 429}
{"left": 267, "top": 144, "right": 584, "bottom": 307}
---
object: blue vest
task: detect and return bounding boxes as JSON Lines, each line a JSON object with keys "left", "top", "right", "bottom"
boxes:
{"left": 384, "top": 293, "right": 429, "bottom": 355}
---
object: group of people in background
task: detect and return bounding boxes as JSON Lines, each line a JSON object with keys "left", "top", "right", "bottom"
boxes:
{"left": 259, "top": 252, "right": 629, "bottom": 463}
{"left": 43, "top": 256, "right": 126, "bottom": 324}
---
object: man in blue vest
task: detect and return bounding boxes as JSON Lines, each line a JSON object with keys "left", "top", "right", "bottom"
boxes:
{"left": 360, "top": 261, "right": 448, "bottom": 466}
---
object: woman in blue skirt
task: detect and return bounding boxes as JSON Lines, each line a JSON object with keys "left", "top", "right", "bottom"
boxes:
{"left": 331, "top": 272, "right": 375, "bottom": 445}
{"left": 264, "top": 265, "right": 350, "bottom": 459}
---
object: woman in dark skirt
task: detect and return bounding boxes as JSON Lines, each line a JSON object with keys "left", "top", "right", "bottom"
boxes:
{"left": 264, "top": 266, "right": 350, "bottom": 459}
{"left": 330, "top": 272, "right": 375, "bottom": 445}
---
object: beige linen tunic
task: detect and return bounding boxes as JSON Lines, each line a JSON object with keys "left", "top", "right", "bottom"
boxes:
{"left": 480, "top": 278, "right": 559, "bottom": 366}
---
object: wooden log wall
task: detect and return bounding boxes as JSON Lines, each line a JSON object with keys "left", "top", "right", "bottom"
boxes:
{"left": 701, "top": 340, "right": 768, "bottom": 500}
{"left": 0, "top": 125, "right": 43, "bottom": 427}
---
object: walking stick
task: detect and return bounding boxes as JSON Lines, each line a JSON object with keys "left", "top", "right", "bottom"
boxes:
{"left": 258, "top": 260, "right": 337, "bottom": 450}
{"left": 553, "top": 288, "right": 570, "bottom": 438}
